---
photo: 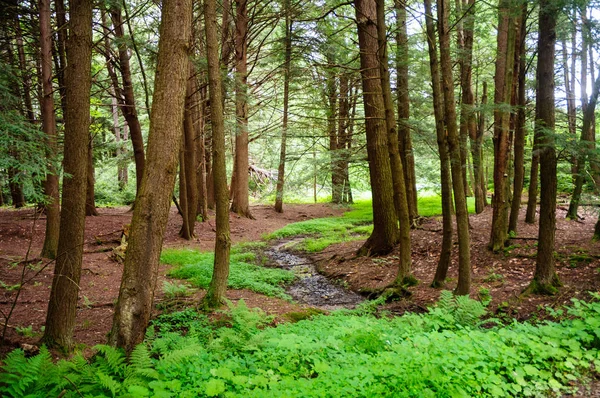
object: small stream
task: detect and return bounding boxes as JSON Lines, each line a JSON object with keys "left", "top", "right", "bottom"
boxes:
{"left": 266, "top": 240, "right": 364, "bottom": 310}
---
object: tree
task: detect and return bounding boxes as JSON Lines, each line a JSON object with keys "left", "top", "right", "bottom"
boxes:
{"left": 376, "top": 0, "right": 412, "bottom": 284}
{"left": 110, "top": 5, "right": 146, "bottom": 197}
{"left": 109, "top": 0, "right": 192, "bottom": 353}
{"left": 437, "top": 0, "right": 471, "bottom": 295}
{"left": 395, "top": 0, "right": 417, "bottom": 221}
{"left": 42, "top": 0, "right": 93, "bottom": 351}
{"left": 274, "top": 0, "right": 292, "bottom": 213}
{"left": 508, "top": 3, "right": 528, "bottom": 235}
{"left": 457, "top": 0, "right": 476, "bottom": 199}
{"left": 203, "top": 0, "right": 232, "bottom": 308}
{"left": 355, "top": 0, "right": 399, "bottom": 256}
{"left": 489, "top": 0, "right": 518, "bottom": 252}
{"left": 231, "top": 0, "right": 253, "bottom": 218}
{"left": 179, "top": 72, "right": 199, "bottom": 240}
{"left": 39, "top": 0, "right": 60, "bottom": 259}
{"left": 526, "top": 0, "right": 560, "bottom": 295}
{"left": 424, "top": 0, "right": 453, "bottom": 288}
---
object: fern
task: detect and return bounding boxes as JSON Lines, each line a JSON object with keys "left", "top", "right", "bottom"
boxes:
{"left": 92, "top": 345, "right": 126, "bottom": 379}
{"left": 0, "top": 346, "right": 55, "bottom": 397}
{"left": 96, "top": 370, "right": 121, "bottom": 397}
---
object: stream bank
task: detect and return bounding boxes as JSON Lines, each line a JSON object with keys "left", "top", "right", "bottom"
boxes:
{"left": 265, "top": 240, "right": 363, "bottom": 310}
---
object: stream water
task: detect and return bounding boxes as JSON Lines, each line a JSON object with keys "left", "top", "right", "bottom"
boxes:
{"left": 266, "top": 241, "right": 364, "bottom": 310}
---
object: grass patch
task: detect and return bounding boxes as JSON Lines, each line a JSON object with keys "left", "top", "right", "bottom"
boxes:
{"left": 265, "top": 196, "right": 476, "bottom": 252}
{"left": 161, "top": 242, "right": 295, "bottom": 300}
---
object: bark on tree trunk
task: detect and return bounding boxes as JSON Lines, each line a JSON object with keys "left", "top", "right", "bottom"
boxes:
{"left": 110, "top": 6, "right": 145, "bottom": 197}
{"left": 275, "top": 0, "right": 292, "bottom": 213}
{"left": 395, "top": 0, "right": 418, "bottom": 222}
{"left": 437, "top": 0, "right": 471, "bottom": 295}
{"left": 355, "top": 0, "right": 399, "bottom": 256}
{"left": 85, "top": 137, "right": 98, "bottom": 216}
{"left": 203, "top": 0, "right": 231, "bottom": 309}
{"left": 42, "top": 0, "right": 92, "bottom": 351}
{"left": 196, "top": 84, "right": 209, "bottom": 221}
{"left": 231, "top": 0, "right": 253, "bottom": 218}
{"left": 472, "top": 82, "right": 488, "bottom": 214}
{"left": 424, "top": 0, "right": 453, "bottom": 288}
{"left": 508, "top": 4, "right": 527, "bottom": 235}
{"left": 108, "top": 0, "right": 191, "bottom": 354}
{"left": 179, "top": 74, "right": 199, "bottom": 239}
{"left": 40, "top": 0, "right": 60, "bottom": 259}
{"left": 489, "top": 0, "right": 517, "bottom": 252}
{"left": 527, "top": 0, "right": 560, "bottom": 295}
{"left": 376, "top": 0, "right": 412, "bottom": 284}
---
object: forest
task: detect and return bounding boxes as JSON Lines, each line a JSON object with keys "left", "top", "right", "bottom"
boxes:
{"left": 1, "top": 0, "right": 600, "bottom": 395}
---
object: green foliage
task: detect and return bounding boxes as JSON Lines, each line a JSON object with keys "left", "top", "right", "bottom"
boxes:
{"left": 162, "top": 281, "right": 191, "bottom": 299}
{"left": 161, "top": 245, "right": 294, "bottom": 299}
{"left": 3, "top": 293, "right": 600, "bottom": 397}
{"left": 265, "top": 197, "right": 475, "bottom": 252}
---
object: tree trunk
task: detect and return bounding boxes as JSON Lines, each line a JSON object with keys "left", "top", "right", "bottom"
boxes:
{"left": 424, "top": 0, "right": 453, "bottom": 288}
{"left": 437, "top": 0, "right": 471, "bottom": 295}
{"left": 231, "top": 0, "right": 253, "bottom": 218}
{"left": 85, "top": 137, "right": 98, "bottom": 216}
{"left": 203, "top": 0, "right": 231, "bottom": 308}
{"left": 527, "top": 0, "right": 560, "bottom": 295}
{"left": 395, "top": 0, "right": 418, "bottom": 222}
{"left": 457, "top": 0, "right": 476, "bottom": 199}
{"left": 110, "top": 6, "right": 145, "bottom": 197}
{"left": 489, "top": 0, "right": 517, "bottom": 252}
{"left": 179, "top": 74, "right": 199, "bottom": 239}
{"left": 472, "top": 82, "right": 488, "bottom": 214}
{"left": 508, "top": 3, "right": 527, "bottom": 235}
{"left": 196, "top": 84, "right": 209, "bottom": 221}
{"left": 327, "top": 67, "right": 343, "bottom": 204}
{"left": 39, "top": 0, "right": 60, "bottom": 259}
{"left": 567, "top": 6, "right": 595, "bottom": 221}
{"left": 355, "top": 0, "right": 399, "bottom": 256}
{"left": 568, "top": 75, "right": 600, "bottom": 219}
{"left": 376, "top": 0, "right": 412, "bottom": 284}
{"left": 108, "top": 0, "right": 191, "bottom": 353}
{"left": 275, "top": 0, "right": 292, "bottom": 213}
{"left": 8, "top": 167, "right": 25, "bottom": 208}
{"left": 42, "top": 0, "right": 92, "bottom": 351}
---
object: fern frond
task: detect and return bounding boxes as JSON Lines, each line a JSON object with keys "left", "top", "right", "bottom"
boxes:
{"left": 93, "top": 345, "right": 126, "bottom": 378}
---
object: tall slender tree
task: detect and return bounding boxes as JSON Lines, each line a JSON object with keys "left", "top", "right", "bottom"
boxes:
{"left": 489, "top": 0, "right": 518, "bottom": 252}
{"left": 526, "top": 0, "right": 560, "bottom": 295}
{"left": 109, "top": 0, "right": 192, "bottom": 353}
{"left": 424, "top": 0, "right": 453, "bottom": 288}
{"left": 395, "top": 0, "right": 418, "bottom": 222}
{"left": 203, "top": 0, "right": 231, "bottom": 308}
{"left": 355, "top": 0, "right": 399, "bottom": 256}
{"left": 376, "top": 0, "right": 412, "bottom": 284}
{"left": 231, "top": 0, "right": 253, "bottom": 218}
{"left": 39, "top": 0, "right": 60, "bottom": 259}
{"left": 42, "top": 0, "right": 93, "bottom": 351}
{"left": 437, "top": 0, "right": 471, "bottom": 295}
{"left": 275, "top": 0, "right": 292, "bottom": 213}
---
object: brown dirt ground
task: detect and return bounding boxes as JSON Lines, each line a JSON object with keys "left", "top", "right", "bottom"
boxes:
{"left": 0, "top": 203, "right": 343, "bottom": 355}
{"left": 314, "top": 203, "right": 600, "bottom": 321}
{"left": 1, "top": 201, "right": 599, "bottom": 363}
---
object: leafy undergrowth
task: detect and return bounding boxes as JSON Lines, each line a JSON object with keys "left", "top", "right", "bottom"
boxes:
{"left": 3, "top": 292, "right": 600, "bottom": 397}
{"left": 265, "top": 196, "right": 476, "bottom": 252}
{"left": 162, "top": 242, "right": 295, "bottom": 300}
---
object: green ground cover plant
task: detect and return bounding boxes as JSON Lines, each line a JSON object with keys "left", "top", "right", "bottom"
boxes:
{"left": 161, "top": 243, "right": 295, "bottom": 300}
{"left": 265, "top": 196, "right": 475, "bottom": 252}
{"left": 2, "top": 292, "right": 599, "bottom": 397}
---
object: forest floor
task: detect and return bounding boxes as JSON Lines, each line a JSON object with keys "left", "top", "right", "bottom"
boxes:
{"left": 0, "top": 200, "right": 599, "bottom": 359}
